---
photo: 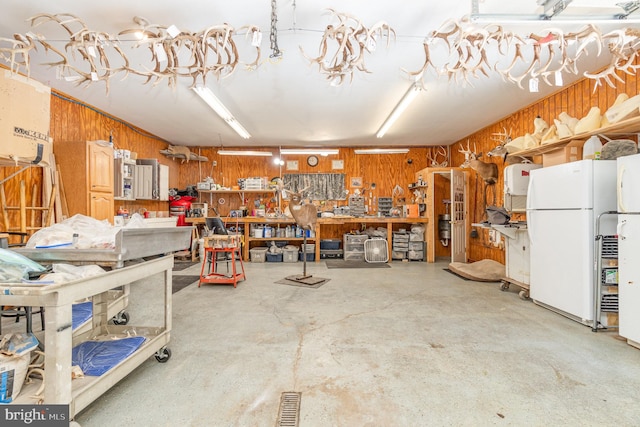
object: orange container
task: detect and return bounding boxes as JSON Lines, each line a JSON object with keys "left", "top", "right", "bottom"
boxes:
{"left": 404, "top": 204, "right": 419, "bottom": 218}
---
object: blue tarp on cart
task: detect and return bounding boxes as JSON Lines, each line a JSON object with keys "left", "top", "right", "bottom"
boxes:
{"left": 72, "top": 336, "right": 146, "bottom": 376}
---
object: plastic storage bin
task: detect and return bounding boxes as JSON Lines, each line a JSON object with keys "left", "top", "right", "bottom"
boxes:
{"left": 320, "top": 239, "right": 341, "bottom": 250}
{"left": 283, "top": 248, "right": 299, "bottom": 263}
{"left": 266, "top": 252, "right": 283, "bottom": 262}
{"left": 344, "top": 251, "right": 365, "bottom": 261}
{"left": 299, "top": 251, "right": 315, "bottom": 261}
{"left": 250, "top": 247, "right": 268, "bottom": 263}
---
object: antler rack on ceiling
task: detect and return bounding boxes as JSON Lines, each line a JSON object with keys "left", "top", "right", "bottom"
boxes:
{"left": 0, "top": 13, "right": 261, "bottom": 93}
{"left": 2, "top": 11, "right": 640, "bottom": 92}
{"left": 405, "top": 18, "right": 640, "bottom": 92}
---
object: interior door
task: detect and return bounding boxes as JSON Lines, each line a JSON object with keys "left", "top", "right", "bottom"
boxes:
{"left": 450, "top": 169, "right": 466, "bottom": 263}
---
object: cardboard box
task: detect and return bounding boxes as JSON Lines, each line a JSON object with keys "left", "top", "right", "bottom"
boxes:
{"left": 0, "top": 70, "right": 52, "bottom": 166}
{"left": 542, "top": 139, "right": 584, "bottom": 167}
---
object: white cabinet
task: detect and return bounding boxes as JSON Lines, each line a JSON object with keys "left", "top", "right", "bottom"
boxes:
{"left": 134, "top": 164, "right": 154, "bottom": 200}
{"left": 114, "top": 158, "right": 136, "bottom": 200}
{"left": 135, "top": 159, "right": 169, "bottom": 200}
{"left": 496, "top": 225, "right": 530, "bottom": 285}
{"left": 159, "top": 164, "right": 169, "bottom": 201}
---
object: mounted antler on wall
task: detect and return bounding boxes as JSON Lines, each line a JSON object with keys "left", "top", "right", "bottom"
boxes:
{"left": 426, "top": 146, "right": 448, "bottom": 167}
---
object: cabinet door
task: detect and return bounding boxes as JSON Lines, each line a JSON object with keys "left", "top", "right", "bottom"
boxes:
{"left": 158, "top": 164, "right": 169, "bottom": 201}
{"left": 90, "top": 191, "right": 114, "bottom": 222}
{"left": 89, "top": 141, "right": 114, "bottom": 193}
{"left": 134, "top": 165, "right": 153, "bottom": 199}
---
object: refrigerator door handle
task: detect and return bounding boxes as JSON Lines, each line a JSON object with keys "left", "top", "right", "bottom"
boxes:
{"left": 618, "top": 218, "right": 626, "bottom": 240}
{"left": 618, "top": 165, "right": 626, "bottom": 213}
{"left": 527, "top": 211, "right": 534, "bottom": 246}
{"left": 526, "top": 173, "right": 535, "bottom": 211}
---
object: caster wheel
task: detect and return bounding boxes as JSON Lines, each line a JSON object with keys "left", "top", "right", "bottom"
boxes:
{"left": 113, "top": 311, "right": 130, "bottom": 325}
{"left": 155, "top": 347, "right": 171, "bottom": 363}
{"left": 519, "top": 290, "right": 529, "bottom": 300}
{"left": 500, "top": 281, "right": 509, "bottom": 291}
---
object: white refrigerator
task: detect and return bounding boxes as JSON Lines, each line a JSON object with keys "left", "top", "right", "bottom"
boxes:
{"left": 526, "top": 160, "right": 617, "bottom": 324}
{"left": 617, "top": 153, "right": 640, "bottom": 347}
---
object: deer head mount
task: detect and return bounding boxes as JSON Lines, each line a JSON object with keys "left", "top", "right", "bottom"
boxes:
{"left": 458, "top": 140, "right": 499, "bottom": 185}
{"left": 487, "top": 127, "right": 512, "bottom": 160}
{"left": 284, "top": 186, "right": 318, "bottom": 231}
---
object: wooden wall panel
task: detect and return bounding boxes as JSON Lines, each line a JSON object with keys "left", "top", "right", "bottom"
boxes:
{"left": 451, "top": 75, "right": 640, "bottom": 263}
{"left": 3, "top": 68, "right": 640, "bottom": 256}
{"left": 181, "top": 147, "right": 431, "bottom": 216}
{"left": 48, "top": 92, "right": 178, "bottom": 218}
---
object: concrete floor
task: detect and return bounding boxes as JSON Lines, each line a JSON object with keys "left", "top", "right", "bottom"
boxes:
{"left": 5, "top": 259, "right": 640, "bottom": 426}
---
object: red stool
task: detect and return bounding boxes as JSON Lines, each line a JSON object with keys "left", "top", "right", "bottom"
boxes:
{"left": 199, "top": 246, "right": 246, "bottom": 288}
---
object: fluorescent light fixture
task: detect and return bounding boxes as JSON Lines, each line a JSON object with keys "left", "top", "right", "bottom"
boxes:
{"left": 376, "top": 83, "right": 423, "bottom": 138}
{"left": 354, "top": 148, "right": 410, "bottom": 154}
{"left": 472, "top": 0, "right": 640, "bottom": 22}
{"left": 193, "top": 86, "right": 251, "bottom": 139}
{"left": 469, "top": 13, "right": 640, "bottom": 23}
{"left": 280, "top": 149, "right": 339, "bottom": 156}
{"left": 217, "top": 150, "right": 272, "bottom": 156}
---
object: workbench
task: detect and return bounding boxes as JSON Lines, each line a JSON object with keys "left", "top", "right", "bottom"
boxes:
{"left": 186, "top": 216, "right": 430, "bottom": 262}
{"left": 0, "top": 256, "right": 173, "bottom": 417}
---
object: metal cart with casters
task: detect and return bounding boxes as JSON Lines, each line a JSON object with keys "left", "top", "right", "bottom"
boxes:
{"left": 0, "top": 255, "right": 174, "bottom": 417}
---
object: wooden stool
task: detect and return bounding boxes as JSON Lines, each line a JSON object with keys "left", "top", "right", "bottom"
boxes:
{"left": 199, "top": 246, "right": 246, "bottom": 288}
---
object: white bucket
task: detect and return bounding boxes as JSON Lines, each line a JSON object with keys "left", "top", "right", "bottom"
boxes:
{"left": 253, "top": 227, "right": 263, "bottom": 238}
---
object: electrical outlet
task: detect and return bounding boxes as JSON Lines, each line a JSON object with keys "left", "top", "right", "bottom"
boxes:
{"left": 212, "top": 160, "right": 217, "bottom": 167}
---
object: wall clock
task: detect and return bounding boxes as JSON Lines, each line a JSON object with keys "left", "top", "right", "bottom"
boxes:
{"left": 307, "top": 155, "right": 319, "bottom": 167}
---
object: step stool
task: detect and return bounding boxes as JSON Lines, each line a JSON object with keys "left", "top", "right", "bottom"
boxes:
{"left": 199, "top": 246, "right": 246, "bottom": 288}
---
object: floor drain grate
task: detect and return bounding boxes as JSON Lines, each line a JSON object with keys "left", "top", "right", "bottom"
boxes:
{"left": 276, "top": 391, "right": 301, "bottom": 427}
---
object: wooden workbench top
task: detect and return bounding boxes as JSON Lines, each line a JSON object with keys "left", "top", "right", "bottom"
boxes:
{"left": 185, "top": 216, "right": 428, "bottom": 225}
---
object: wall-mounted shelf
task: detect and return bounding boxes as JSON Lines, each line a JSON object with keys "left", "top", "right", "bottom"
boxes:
{"left": 198, "top": 189, "right": 278, "bottom": 214}
{"left": 198, "top": 189, "right": 276, "bottom": 194}
{"left": 508, "top": 115, "right": 640, "bottom": 159}
{"left": 159, "top": 149, "right": 208, "bottom": 162}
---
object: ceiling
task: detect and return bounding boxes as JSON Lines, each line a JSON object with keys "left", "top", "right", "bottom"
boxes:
{"left": 0, "top": 1, "right": 636, "bottom": 149}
